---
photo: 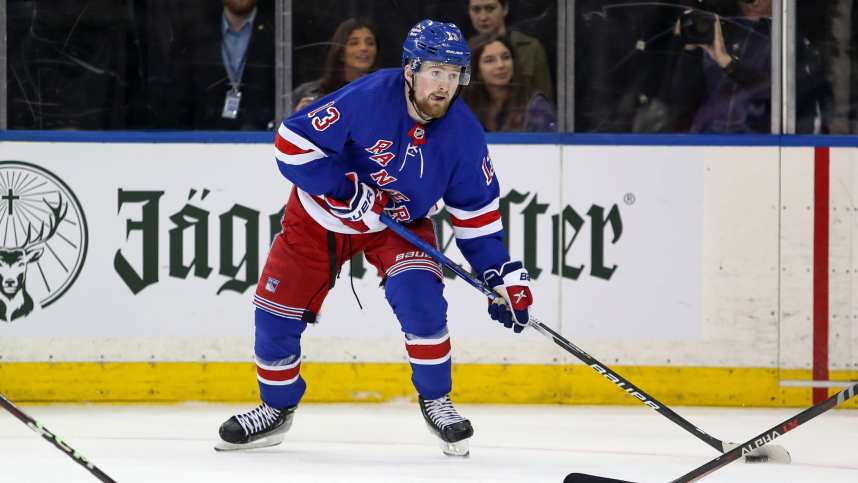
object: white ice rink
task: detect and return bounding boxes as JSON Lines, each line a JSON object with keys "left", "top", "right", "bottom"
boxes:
{"left": 1, "top": 402, "right": 856, "bottom": 483}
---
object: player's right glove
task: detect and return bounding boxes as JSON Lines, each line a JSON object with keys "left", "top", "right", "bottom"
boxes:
{"left": 482, "top": 261, "right": 533, "bottom": 333}
{"left": 323, "top": 172, "right": 390, "bottom": 232}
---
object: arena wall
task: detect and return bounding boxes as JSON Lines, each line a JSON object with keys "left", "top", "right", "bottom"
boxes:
{"left": 0, "top": 138, "right": 855, "bottom": 407}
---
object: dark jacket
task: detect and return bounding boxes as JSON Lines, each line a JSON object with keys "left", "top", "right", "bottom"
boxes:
{"left": 170, "top": 4, "right": 276, "bottom": 130}
{"left": 666, "top": 16, "right": 772, "bottom": 133}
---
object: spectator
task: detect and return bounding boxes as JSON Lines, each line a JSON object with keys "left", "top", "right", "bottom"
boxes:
{"left": 462, "top": 34, "right": 556, "bottom": 132}
{"left": 466, "top": 0, "right": 553, "bottom": 100}
{"left": 292, "top": 18, "right": 379, "bottom": 111}
{"left": 665, "top": 0, "right": 772, "bottom": 133}
{"left": 171, "top": 0, "right": 275, "bottom": 130}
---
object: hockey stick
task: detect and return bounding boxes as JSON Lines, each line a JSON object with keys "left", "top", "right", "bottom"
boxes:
{"left": 380, "top": 214, "right": 789, "bottom": 463}
{"left": 0, "top": 393, "right": 117, "bottom": 483}
{"left": 564, "top": 382, "right": 858, "bottom": 483}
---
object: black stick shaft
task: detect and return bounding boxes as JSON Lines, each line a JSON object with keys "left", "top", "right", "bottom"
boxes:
{"left": 671, "top": 382, "right": 858, "bottom": 483}
{"left": 381, "top": 214, "right": 728, "bottom": 453}
{"left": 0, "top": 394, "right": 117, "bottom": 483}
{"left": 527, "top": 319, "right": 725, "bottom": 452}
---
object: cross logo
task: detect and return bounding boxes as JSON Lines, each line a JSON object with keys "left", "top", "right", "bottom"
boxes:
{"left": 513, "top": 289, "right": 527, "bottom": 304}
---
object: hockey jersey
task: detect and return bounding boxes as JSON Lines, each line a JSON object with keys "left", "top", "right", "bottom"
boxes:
{"left": 273, "top": 68, "right": 509, "bottom": 275}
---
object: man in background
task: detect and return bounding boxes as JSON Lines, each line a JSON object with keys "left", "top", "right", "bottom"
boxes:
{"left": 171, "top": 0, "right": 275, "bottom": 130}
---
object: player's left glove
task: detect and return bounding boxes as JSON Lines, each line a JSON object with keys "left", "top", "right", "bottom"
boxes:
{"left": 482, "top": 261, "right": 533, "bottom": 333}
{"left": 323, "top": 172, "right": 390, "bottom": 232}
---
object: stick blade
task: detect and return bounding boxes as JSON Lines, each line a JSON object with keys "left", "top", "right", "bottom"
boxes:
{"left": 564, "top": 474, "right": 638, "bottom": 483}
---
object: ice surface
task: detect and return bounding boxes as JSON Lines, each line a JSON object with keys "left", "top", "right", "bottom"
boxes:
{"left": 1, "top": 402, "right": 856, "bottom": 482}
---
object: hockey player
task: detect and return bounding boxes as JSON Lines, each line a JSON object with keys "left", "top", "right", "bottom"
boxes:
{"left": 215, "top": 19, "right": 533, "bottom": 457}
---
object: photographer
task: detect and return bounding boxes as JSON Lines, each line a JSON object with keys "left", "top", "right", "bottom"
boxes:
{"left": 664, "top": 0, "right": 772, "bottom": 133}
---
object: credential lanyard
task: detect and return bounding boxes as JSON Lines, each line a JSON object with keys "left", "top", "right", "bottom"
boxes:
{"left": 221, "top": 40, "right": 249, "bottom": 92}
{"left": 221, "top": 33, "right": 249, "bottom": 119}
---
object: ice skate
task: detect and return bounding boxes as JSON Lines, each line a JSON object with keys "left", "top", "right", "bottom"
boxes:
{"left": 419, "top": 395, "right": 473, "bottom": 457}
{"left": 214, "top": 403, "right": 296, "bottom": 451}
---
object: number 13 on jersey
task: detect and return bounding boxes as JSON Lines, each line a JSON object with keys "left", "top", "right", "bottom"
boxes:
{"left": 307, "top": 101, "right": 341, "bottom": 132}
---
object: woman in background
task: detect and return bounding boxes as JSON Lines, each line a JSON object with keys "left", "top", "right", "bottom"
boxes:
{"left": 293, "top": 18, "right": 378, "bottom": 111}
{"left": 462, "top": 33, "right": 556, "bottom": 132}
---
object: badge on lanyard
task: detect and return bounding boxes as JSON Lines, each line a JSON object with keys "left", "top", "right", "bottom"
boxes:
{"left": 222, "top": 88, "right": 242, "bottom": 119}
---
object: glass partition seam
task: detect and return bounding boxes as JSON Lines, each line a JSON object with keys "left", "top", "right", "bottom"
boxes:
{"left": 783, "top": 0, "right": 796, "bottom": 134}
{"left": 276, "top": 0, "right": 293, "bottom": 122}
{"left": 564, "top": 0, "right": 574, "bottom": 133}
{"left": 0, "top": 0, "right": 7, "bottom": 130}
{"left": 772, "top": 0, "right": 784, "bottom": 134}
{"left": 276, "top": 0, "right": 283, "bottom": 122}
{"left": 556, "top": 0, "right": 566, "bottom": 132}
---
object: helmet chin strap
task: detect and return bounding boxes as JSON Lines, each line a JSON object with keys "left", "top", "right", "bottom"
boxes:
{"left": 405, "top": 75, "right": 434, "bottom": 123}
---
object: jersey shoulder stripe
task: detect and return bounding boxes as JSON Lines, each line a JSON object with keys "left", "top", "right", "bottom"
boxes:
{"left": 446, "top": 197, "right": 500, "bottom": 220}
{"left": 449, "top": 209, "right": 500, "bottom": 228}
{"left": 450, "top": 218, "right": 503, "bottom": 240}
{"left": 446, "top": 198, "right": 502, "bottom": 239}
{"left": 274, "top": 124, "right": 325, "bottom": 166}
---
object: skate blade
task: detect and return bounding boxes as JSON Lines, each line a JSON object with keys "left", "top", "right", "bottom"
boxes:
{"left": 724, "top": 441, "right": 791, "bottom": 464}
{"left": 214, "top": 433, "right": 285, "bottom": 452}
{"left": 440, "top": 438, "right": 470, "bottom": 457}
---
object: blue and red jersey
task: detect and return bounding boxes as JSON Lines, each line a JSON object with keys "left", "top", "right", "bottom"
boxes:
{"left": 272, "top": 68, "right": 509, "bottom": 274}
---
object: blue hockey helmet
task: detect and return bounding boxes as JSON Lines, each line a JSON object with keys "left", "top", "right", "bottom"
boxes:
{"left": 402, "top": 19, "right": 471, "bottom": 86}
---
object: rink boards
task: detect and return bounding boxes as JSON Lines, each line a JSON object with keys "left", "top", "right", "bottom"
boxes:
{"left": 0, "top": 138, "right": 855, "bottom": 407}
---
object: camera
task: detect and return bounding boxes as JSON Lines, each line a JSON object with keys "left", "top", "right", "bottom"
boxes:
{"left": 679, "top": 8, "right": 717, "bottom": 45}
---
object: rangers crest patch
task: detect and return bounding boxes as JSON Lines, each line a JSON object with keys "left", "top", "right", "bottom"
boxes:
{"left": 265, "top": 277, "right": 280, "bottom": 293}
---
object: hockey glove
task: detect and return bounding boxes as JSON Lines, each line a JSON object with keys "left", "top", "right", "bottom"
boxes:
{"left": 323, "top": 172, "right": 390, "bottom": 232}
{"left": 483, "top": 261, "right": 533, "bottom": 333}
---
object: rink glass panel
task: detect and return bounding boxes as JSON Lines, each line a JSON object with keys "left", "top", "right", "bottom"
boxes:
{"left": 291, "top": 0, "right": 559, "bottom": 130}
{"left": 4, "top": 0, "right": 277, "bottom": 130}
{"left": 2, "top": 2, "right": 856, "bottom": 133}
{"left": 793, "top": 0, "right": 858, "bottom": 134}
{"left": 0, "top": 0, "right": 559, "bottom": 132}
{"left": 574, "top": 0, "right": 776, "bottom": 134}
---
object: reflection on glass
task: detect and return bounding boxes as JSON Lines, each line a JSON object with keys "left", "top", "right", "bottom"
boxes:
{"left": 795, "top": 1, "right": 856, "bottom": 134}
{"left": 576, "top": 0, "right": 774, "bottom": 134}
{"left": 7, "top": 0, "right": 138, "bottom": 129}
{"left": 4, "top": 0, "right": 560, "bottom": 132}
{"left": 6, "top": 0, "right": 276, "bottom": 131}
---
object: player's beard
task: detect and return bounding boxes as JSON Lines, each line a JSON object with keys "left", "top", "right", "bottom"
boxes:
{"left": 415, "top": 94, "right": 452, "bottom": 119}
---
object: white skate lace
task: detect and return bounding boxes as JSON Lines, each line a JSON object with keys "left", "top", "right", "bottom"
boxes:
{"left": 236, "top": 403, "right": 282, "bottom": 436}
{"left": 423, "top": 396, "right": 466, "bottom": 429}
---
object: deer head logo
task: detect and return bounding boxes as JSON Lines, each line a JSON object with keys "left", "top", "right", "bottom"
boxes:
{"left": 0, "top": 196, "right": 68, "bottom": 321}
{"left": 0, "top": 161, "right": 88, "bottom": 324}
